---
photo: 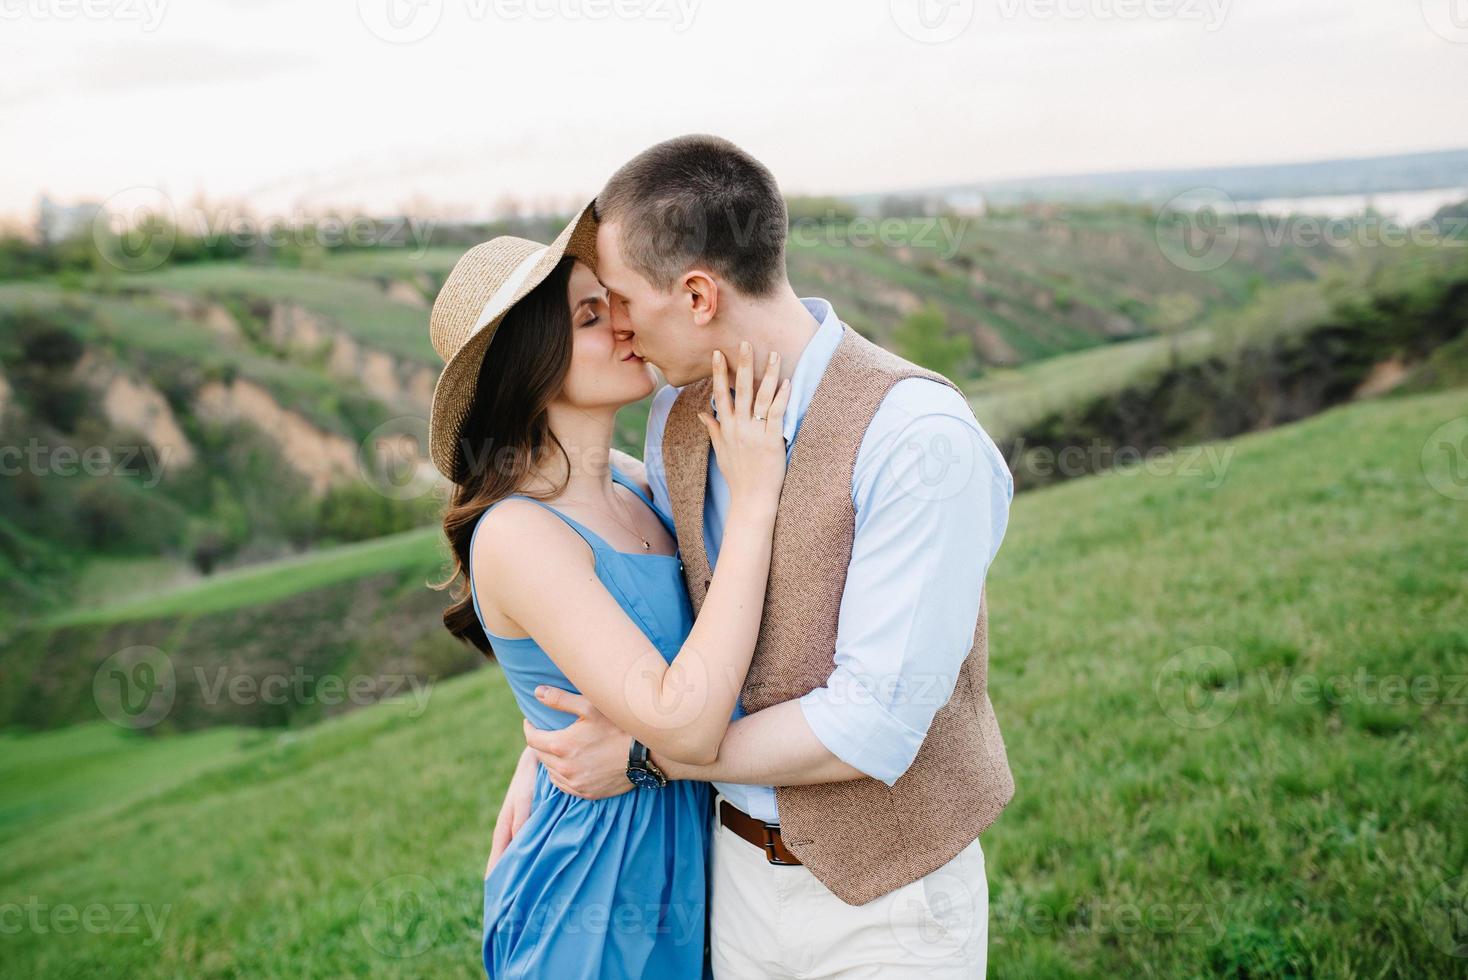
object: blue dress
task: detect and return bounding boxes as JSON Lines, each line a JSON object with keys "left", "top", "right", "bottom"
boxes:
{"left": 469, "top": 466, "right": 714, "bottom": 980}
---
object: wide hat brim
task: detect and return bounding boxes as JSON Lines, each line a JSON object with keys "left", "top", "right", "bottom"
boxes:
{"left": 428, "top": 201, "right": 598, "bottom": 483}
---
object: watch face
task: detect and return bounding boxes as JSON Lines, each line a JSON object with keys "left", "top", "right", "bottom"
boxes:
{"left": 627, "top": 767, "right": 662, "bottom": 790}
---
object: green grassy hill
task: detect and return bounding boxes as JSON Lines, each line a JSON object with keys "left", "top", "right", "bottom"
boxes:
{"left": 325, "top": 207, "right": 1326, "bottom": 366}
{"left": 0, "top": 524, "right": 474, "bottom": 731}
{"left": 968, "top": 245, "right": 1468, "bottom": 442}
{"left": 0, "top": 203, "right": 1333, "bottom": 632}
{"left": 2, "top": 387, "right": 1463, "bottom": 978}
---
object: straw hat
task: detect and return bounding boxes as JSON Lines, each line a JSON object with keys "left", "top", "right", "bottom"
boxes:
{"left": 427, "top": 201, "right": 598, "bottom": 483}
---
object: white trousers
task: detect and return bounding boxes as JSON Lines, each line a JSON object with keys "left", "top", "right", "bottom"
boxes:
{"left": 708, "top": 792, "right": 989, "bottom": 979}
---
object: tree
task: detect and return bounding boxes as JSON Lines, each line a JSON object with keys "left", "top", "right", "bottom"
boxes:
{"left": 893, "top": 304, "right": 973, "bottom": 378}
{"left": 1151, "top": 292, "right": 1203, "bottom": 368}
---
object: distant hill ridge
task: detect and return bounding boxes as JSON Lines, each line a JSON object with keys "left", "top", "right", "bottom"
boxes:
{"left": 861, "top": 146, "right": 1468, "bottom": 206}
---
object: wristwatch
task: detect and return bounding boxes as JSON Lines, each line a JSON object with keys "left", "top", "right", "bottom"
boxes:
{"left": 626, "top": 738, "right": 668, "bottom": 789}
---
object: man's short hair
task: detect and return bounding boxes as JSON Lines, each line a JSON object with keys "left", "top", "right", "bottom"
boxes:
{"left": 595, "top": 134, "right": 787, "bottom": 298}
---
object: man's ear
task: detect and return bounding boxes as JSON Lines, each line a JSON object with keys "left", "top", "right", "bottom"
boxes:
{"left": 683, "top": 270, "right": 718, "bottom": 326}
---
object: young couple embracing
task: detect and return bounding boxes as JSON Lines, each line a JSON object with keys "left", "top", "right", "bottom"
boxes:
{"left": 430, "top": 134, "right": 1015, "bottom": 978}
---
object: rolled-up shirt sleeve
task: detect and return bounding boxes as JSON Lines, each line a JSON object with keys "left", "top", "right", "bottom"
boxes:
{"left": 797, "top": 379, "right": 1013, "bottom": 786}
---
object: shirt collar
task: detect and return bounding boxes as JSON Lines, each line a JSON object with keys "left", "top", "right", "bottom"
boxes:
{"left": 709, "top": 297, "right": 844, "bottom": 446}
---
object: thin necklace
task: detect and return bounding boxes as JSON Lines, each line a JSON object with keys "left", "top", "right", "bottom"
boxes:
{"left": 557, "top": 482, "right": 653, "bottom": 551}
{"left": 534, "top": 469, "right": 656, "bottom": 552}
{"left": 606, "top": 485, "right": 653, "bottom": 551}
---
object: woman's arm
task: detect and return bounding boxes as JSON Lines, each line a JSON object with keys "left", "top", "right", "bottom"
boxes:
{"left": 477, "top": 344, "right": 790, "bottom": 766}
{"left": 486, "top": 746, "right": 538, "bottom": 878}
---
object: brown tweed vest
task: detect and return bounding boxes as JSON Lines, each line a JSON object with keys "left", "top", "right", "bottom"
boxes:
{"left": 661, "top": 324, "right": 1015, "bottom": 906}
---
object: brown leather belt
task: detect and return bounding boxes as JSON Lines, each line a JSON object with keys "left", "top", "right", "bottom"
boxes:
{"left": 718, "top": 799, "right": 803, "bottom": 866}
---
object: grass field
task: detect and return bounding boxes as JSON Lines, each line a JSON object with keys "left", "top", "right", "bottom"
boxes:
{"left": 0, "top": 522, "right": 470, "bottom": 732}
{"left": 1, "top": 387, "right": 1465, "bottom": 977}
{"left": 966, "top": 244, "right": 1468, "bottom": 445}
{"left": 966, "top": 329, "right": 1218, "bottom": 441}
{"left": 42, "top": 524, "right": 442, "bottom": 628}
{"left": 113, "top": 263, "right": 440, "bottom": 366}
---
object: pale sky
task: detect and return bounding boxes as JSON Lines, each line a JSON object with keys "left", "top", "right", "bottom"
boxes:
{"left": 2, "top": 0, "right": 1466, "bottom": 221}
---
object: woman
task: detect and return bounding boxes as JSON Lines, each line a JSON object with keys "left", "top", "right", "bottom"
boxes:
{"left": 428, "top": 207, "right": 791, "bottom": 979}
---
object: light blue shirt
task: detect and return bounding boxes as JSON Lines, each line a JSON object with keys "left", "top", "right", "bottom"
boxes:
{"left": 643, "top": 298, "right": 1012, "bottom": 823}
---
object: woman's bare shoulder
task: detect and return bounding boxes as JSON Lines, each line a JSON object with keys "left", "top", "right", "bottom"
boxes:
{"left": 469, "top": 498, "right": 594, "bottom": 638}
{"left": 608, "top": 449, "right": 651, "bottom": 497}
{"left": 470, "top": 498, "right": 583, "bottom": 572}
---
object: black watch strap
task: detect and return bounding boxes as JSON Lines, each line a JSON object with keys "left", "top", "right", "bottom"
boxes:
{"left": 626, "top": 738, "right": 668, "bottom": 788}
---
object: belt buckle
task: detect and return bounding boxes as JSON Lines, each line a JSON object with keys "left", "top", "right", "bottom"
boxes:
{"left": 761, "top": 822, "right": 800, "bottom": 866}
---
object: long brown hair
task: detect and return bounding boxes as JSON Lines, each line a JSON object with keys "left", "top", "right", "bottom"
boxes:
{"left": 432, "top": 255, "right": 576, "bottom": 658}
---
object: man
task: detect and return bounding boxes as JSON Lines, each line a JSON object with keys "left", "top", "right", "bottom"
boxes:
{"left": 492, "top": 134, "right": 1015, "bottom": 977}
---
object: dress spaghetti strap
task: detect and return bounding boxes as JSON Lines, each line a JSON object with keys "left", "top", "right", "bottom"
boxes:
{"left": 472, "top": 461, "right": 668, "bottom": 564}
{"left": 474, "top": 493, "right": 610, "bottom": 554}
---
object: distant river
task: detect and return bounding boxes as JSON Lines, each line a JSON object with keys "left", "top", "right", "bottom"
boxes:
{"left": 1239, "top": 187, "right": 1467, "bottom": 224}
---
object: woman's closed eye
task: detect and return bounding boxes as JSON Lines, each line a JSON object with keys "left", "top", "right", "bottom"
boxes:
{"left": 575, "top": 292, "right": 608, "bottom": 328}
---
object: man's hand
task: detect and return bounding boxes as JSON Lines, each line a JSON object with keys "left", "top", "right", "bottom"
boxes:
{"left": 486, "top": 746, "right": 537, "bottom": 879}
{"left": 523, "top": 686, "right": 637, "bottom": 800}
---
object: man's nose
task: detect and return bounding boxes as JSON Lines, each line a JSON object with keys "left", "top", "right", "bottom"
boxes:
{"left": 609, "top": 300, "right": 631, "bottom": 334}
